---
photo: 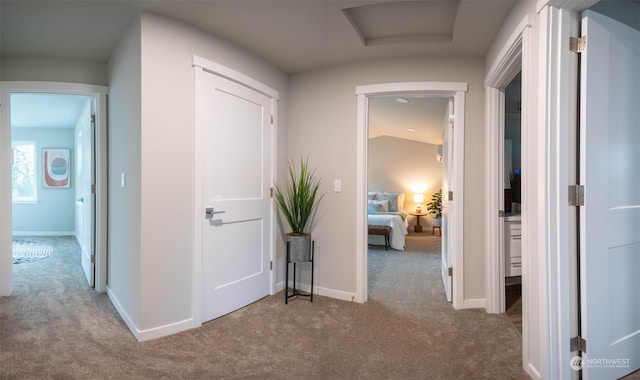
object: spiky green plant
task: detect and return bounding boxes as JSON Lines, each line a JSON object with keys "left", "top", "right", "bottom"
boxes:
{"left": 273, "top": 157, "right": 324, "bottom": 235}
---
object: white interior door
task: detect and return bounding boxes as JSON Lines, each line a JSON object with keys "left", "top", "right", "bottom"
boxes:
{"left": 75, "top": 99, "right": 95, "bottom": 287}
{"left": 580, "top": 10, "right": 640, "bottom": 379}
{"left": 441, "top": 98, "right": 453, "bottom": 302}
{"left": 199, "top": 70, "right": 272, "bottom": 322}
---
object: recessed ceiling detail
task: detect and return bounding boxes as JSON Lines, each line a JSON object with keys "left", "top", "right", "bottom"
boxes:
{"left": 343, "top": 1, "right": 460, "bottom": 46}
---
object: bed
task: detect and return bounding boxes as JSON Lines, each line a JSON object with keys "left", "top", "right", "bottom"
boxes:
{"left": 367, "top": 192, "right": 409, "bottom": 250}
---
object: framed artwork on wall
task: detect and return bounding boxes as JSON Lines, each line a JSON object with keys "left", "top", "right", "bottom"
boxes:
{"left": 43, "top": 148, "right": 70, "bottom": 188}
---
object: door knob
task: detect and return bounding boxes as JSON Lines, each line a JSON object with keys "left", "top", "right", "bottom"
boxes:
{"left": 205, "top": 207, "right": 225, "bottom": 220}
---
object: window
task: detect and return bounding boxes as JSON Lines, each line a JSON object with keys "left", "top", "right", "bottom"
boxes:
{"left": 12, "top": 141, "right": 38, "bottom": 203}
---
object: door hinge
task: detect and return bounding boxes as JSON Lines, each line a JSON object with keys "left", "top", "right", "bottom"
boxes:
{"left": 270, "top": 114, "right": 274, "bottom": 124}
{"left": 448, "top": 267, "right": 453, "bottom": 276}
{"left": 91, "top": 254, "right": 95, "bottom": 264}
{"left": 570, "top": 336, "right": 587, "bottom": 353}
{"left": 91, "top": 184, "right": 96, "bottom": 194}
{"left": 448, "top": 191, "right": 453, "bottom": 201}
{"left": 569, "top": 185, "right": 585, "bottom": 206}
{"left": 270, "top": 187, "right": 273, "bottom": 198}
{"left": 91, "top": 114, "right": 96, "bottom": 124}
{"left": 499, "top": 210, "right": 505, "bottom": 218}
{"left": 270, "top": 261, "right": 273, "bottom": 270}
{"left": 570, "top": 36, "right": 586, "bottom": 53}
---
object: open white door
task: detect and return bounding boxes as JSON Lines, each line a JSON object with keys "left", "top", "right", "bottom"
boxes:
{"left": 198, "top": 69, "right": 273, "bottom": 322}
{"left": 580, "top": 10, "right": 640, "bottom": 379}
{"left": 441, "top": 98, "right": 453, "bottom": 302}
{"left": 74, "top": 98, "right": 95, "bottom": 287}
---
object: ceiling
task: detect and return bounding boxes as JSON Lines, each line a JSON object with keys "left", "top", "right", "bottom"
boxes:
{"left": 1, "top": 0, "right": 515, "bottom": 138}
{"left": 10, "top": 93, "right": 91, "bottom": 129}
{"left": 369, "top": 96, "right": 449, "bottom": 144}
{"left": 0, "top": 0, "right": 515, "bottom": 74}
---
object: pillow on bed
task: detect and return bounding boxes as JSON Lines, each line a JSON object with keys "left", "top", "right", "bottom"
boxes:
{"left": 367, "top": 199, "right": 389, "bottom": 213}
{"left": 367, "top": 191, "right": 379, "bottom": 200}
{"left": 377, "top": 192, "right": 405, "bottom": 212}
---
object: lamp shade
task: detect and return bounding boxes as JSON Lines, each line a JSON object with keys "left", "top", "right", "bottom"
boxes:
{"left": 413, "top": 193, "right": 424, "bottom": 203}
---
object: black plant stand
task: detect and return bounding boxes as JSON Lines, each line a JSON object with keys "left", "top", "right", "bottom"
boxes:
{"left": 285, "top": 240, "right": 314, "bottom": 304}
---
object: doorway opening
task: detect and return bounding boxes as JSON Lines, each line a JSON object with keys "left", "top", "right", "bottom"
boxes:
{"left": 366, "top": 94, "right": 449, "bottom": 303}
{"left": 0, "top": 82, "right": 108, "bottom": 296}
{"left": 503, "top": 72, "right": 522, "bottom": 333}
{"left": 355, "top": 82, "right": 467, "bottom": 307}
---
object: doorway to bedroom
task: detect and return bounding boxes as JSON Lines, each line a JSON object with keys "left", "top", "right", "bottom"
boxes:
{"left": 366, "top": 94, "right": 451, "bottom": 306}
{"left": 355, "top": 82, "right": 467, "bottom": 307}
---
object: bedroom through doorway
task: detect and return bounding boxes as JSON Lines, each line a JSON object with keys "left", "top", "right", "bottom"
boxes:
{"left": 366, "top": 94, "right": 450, "bottom": 305}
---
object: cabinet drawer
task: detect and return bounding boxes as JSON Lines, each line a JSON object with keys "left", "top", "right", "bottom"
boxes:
{"left": 507, "top": 262, "right": 522, "bottom": 277}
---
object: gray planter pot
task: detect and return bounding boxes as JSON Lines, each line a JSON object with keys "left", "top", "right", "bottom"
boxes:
{"left": 286, "top": 233, "right": 312, "bottom": 262}
{"left": 432, "top": 217, "right": 442, "bottom": 228}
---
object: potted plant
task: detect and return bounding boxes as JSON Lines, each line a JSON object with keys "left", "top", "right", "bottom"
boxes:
{"left": 273, "top": 156, "right": 324, "bottom": 262}
{"left": 426, "top": 189, "right": 443, "bottom": 228}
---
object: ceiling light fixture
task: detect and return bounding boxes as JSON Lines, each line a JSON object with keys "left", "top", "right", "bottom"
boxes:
{"left": 395, "top": 97, "right": 409, "bottom": 104}
{"left": 408, "top": 128, "right": 417, "bottom": 132}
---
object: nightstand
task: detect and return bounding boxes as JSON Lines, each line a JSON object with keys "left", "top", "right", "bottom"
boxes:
{"left": 409, "top": 212, "right": 424, "bottom": 233}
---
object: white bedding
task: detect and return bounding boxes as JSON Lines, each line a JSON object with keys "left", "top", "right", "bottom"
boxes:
{"left": 367, "top": 212, "right": 408, "bottom": 250}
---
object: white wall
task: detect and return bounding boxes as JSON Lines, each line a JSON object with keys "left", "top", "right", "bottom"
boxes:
{"left": 106, "top": 12, "right": 288, "bottom": 338}
{"left": 288, "top": 57, "right": 486, "bottom": 300}
{"left": 368, "top": 136, "right": 442, "bottom": 228}
{"left": 0, "top": 57, "right": 108, "bottom": 85}
{"left": 107, "top": 15, "right": 143, "bottom": 330}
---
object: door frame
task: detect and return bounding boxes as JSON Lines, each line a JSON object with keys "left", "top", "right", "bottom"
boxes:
{"left": 0, "top": 81, "right": 109, "bottom": 294}
{"left": 355, "top": 82, "right": 467, "bottom": 308}
{"left": 192, "top": 56, "right": 278, "bottom": 328}
{"left": 484, "top": 13, "right": 533, "bottom": 375}
{"left": 485, "top": 15, "right": 530, "bottom": 314}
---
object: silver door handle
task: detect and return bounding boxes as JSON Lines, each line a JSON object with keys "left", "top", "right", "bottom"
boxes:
{"left": 205, "top": 207, "right": 226, "bottom": 220}
{"left": 77, "top": 197, "right": 84, "bottom": 203}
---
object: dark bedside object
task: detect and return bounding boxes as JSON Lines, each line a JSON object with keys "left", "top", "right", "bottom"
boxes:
{"left": 368, "top": 225, "right": 391, "bottom": 250}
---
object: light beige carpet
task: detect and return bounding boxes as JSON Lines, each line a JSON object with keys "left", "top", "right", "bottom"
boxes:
{"left": 0, "top": 235, "right": 532, "bottom": 379}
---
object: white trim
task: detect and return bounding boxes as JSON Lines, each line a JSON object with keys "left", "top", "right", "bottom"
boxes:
{"left": 192, "top": 60, "right": 278, "bottom": 328}
{"left": 269, "top": 98, "right": 278, "bottom": 297}
{"left": 484, "top": 14, "right": 538, "bottom": 378}
{"left": 0, "top": 84, "right": 11, "bottom": 296}
{"left": 461, "top": 298, "right": 486, "bottom": 309}
{"left": 107, "top": 287, "right": 193, "bottom": 342}
{"left": 0, "top": 81, "right": 109, "bottom": 296}
{"left": 485, "top": 17, "right": 529, "bottom": 87}
{"left": 538, "top": 6, "right": 580, "bottom": 380}
{"left": 314, "top": 286, "right": 356, "bottom": 302}
{"left": 484, "top": 86, "right": 507, "bottom": 315}
{"left": 192, "top": 56, "right": 279, "bottom": 100}
{"left": 355, "top": 93, "right": 368, "bottom": 303}
{"left": 484, "top": 15, "right": 530, "bottom": 315}
{"left": 192, "top": 67, "right": 205, "bottom": 328}
{"left": 355, "top": 82, "right": 467, "bottom": 308}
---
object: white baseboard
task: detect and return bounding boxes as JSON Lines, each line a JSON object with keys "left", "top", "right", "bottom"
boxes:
{"left": 107, "top": 286, "right": 193, "bottom": 342}
{"left": 315, "top": 286, "right": 356, "bottom": 302}
{"left": 12, "top": 231, "right": 75, "bottom": 236}
{"left": 276, "top": 280, "right": 356, "bottom": 303}
{"left": 461, "top": 298, "right": 486, "bottom": 309}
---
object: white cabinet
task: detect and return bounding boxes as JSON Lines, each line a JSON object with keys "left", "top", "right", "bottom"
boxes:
{"left": 505, "top": 217, "right": 522, "bottom": 277}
